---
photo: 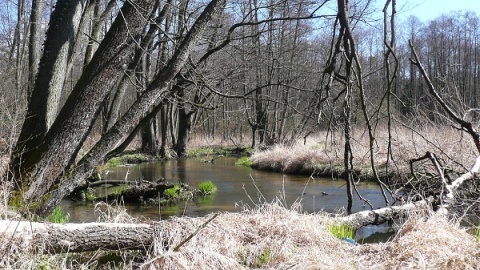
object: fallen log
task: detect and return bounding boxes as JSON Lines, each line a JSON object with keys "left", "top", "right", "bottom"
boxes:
{"left": 339, "top": 199, "right": 431, "bottom": 229}
{"left": 93, "top": 182, "right": 174, "bottom": 202}
{"left": 88, "top": 179, "right": 155, "bottom": 187}
{"left": 1, "top": 200, "right": 433, "bottom": 254}
{"left": 1, "top": 219, "right": 160, "bottom": 253}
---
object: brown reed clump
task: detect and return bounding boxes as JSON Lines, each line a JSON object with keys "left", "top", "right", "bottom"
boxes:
{"left": 143, "top": 201, "right": 356, "bottom": 269}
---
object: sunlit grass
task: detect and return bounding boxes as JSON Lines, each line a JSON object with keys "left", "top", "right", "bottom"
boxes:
{"left": 235, "top": 156, "right": 253, "bottom": 167}
{"left": 164, "top": 185, "right": 181, "bottom": 198}
{"left": 328, "top": 221, "right": 356, "bottom": 240}
{"left": 198, "top": 180, "right": 217, "bottom": 195}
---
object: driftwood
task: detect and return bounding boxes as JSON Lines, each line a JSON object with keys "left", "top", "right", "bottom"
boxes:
{"left": 93, "top": 182, "right": 177, "bottom": 202}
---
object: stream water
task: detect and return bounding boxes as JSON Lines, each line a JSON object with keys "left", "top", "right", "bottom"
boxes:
{"left": 61, "top": 156, "right": 395, "bottom": 242}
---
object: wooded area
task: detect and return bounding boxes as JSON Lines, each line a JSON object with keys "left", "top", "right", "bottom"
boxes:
{"left": 0, "top": 0, "right": 479, "bottom": 218}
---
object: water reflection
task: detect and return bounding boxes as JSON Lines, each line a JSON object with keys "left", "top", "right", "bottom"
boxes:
{"left": 62, "top": 157, "right": 390, "bottom": 223}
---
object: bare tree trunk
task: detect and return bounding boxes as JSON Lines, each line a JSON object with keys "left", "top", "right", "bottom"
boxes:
{"left": 6, "top": 0, "right": 157, "bottom": 209}
{"left": 27, "top": 0, "right": 44, "bottom": 96}
{"left": 38, "top": 0, "right": 227, "bottom": 216}
{"left": 160, "top": 104, "right": 169, "bottom": 157}
{"left": 10, "top": 0, "right": 86, "bottom": 183}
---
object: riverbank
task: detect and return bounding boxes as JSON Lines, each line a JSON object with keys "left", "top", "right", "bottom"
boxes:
{"left": 248, "top": 125, "right": 478, "bottom": 185}
{"left": 250, "top": 143, "right": 396, "bottom": 182}
{"left": 1, "top": 202, "right": 479, "bottom": 269}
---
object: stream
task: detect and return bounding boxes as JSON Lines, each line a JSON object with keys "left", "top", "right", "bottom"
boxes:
{"left": 61, "top": 156, "right": 395, "bottom": 242}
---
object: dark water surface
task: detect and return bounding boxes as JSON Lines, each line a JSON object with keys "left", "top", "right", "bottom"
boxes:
{"left": 61, "top": 157, "right": 395, "bottom": 242}
{"left": 62, "top": 157, "right": 390, "bottom": 223}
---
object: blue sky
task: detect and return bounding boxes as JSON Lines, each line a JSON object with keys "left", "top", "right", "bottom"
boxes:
{"left": 397, "top": 0, "right": 480, "bottom": 21}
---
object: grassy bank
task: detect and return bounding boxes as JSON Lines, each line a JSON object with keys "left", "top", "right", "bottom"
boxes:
{"left": 250, "top": 143, "right": 394, "bottom": 182}
{"left": 1, "top": 201, "right": 479, "bottom": 269}
{"left": 250, "top": 125, "right": 478, "bottom": 182}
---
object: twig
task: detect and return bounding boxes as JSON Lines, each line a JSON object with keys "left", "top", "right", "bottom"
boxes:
{"left": 173, "top": 213, "right": 218, "bottom": 252}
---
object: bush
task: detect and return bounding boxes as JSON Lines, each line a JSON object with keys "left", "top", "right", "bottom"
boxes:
{"left": 198, "top": 180, "right": 217, "bottom": 195}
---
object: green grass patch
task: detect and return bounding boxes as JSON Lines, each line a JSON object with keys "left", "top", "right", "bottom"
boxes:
{"left": 85, "top": 189, "right": 96, "bottom": 201}
{"left": 47, "top": 206, "right": 70, "bottom": 223}
{"left": 328, "top": 222, "right": 356, "bottom": 240}
{"left": 112, "top": 185, "right": 129, "bottom": 196}
{"left": 235, "top": 156, "right": 253, "bottom": 167}
{"left": 188, "top": 148, "right": 215, "bottom": 157}
{"left": 198, "top": 180, "right": 217, "bottom": 195}
{"left": 164, "top": 185, "right": 182, "bottom": 198}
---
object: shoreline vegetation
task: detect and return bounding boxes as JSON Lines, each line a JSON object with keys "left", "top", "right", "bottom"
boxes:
{"left": 2, "top": 126, "right": 480, "bottom": 268}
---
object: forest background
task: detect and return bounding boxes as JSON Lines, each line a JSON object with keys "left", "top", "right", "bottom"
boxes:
{"left": 0, "top": 0, "right": 480, "bottom": 217}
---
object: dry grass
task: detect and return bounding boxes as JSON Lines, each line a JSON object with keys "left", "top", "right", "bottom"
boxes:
{"left": 251, "top": 125, "right": 479, "bottom": 179}
{"left": 356, "top": 212, "right": 480, "bottom": 270}
{"left": 2, "top": 200, "right": 480, "bottom": 269}
{"left": 187, "top": 134, "right": 251, "bottom": 149}
{"left": 144, "top": 201, "right": 354, "bottom": 269}
{"left": 2, "top": 125, "right": 480, "bottom": 268}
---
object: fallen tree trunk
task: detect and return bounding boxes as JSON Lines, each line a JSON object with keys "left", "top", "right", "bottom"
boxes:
{"left": 1, "top": 220, "right": 160, "bottom": 253}
{"left": 339, "top": 199, "right": 431, "bottom": 229}
{"left": 1, "top": 200, "right": 433, "bottom": 254}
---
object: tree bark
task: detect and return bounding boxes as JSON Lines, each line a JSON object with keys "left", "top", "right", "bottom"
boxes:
{"left": 7, "top": 0, "right": 157, "bottom": 205}
{"left": 1, "top": 220, "right": 161, "bottom": 253}
{"left": 27, "top": 0, "right": 44, "bottom": 97}
{"left": 23, "top": 0, "right": 83, "bottom": 137}
{"left": 38, "top": 0, "right": 227, "bottom": 216}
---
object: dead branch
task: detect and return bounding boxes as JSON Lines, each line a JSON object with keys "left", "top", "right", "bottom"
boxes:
{"left": 340, "top": 199, "right": 431, "bottom": 229}
{"left": 409, "top": 40, "right": 480, "bottom": 153}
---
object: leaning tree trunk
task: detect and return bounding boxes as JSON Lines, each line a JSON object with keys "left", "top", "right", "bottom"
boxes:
{"left": 37, "top": 0, "right": 227, "bottom": 216}
{"left": 9, "top": 0, "right": 85, "bottom": 184}
{"left": 6, "top": 0, "right": 157, "bottom": 208}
